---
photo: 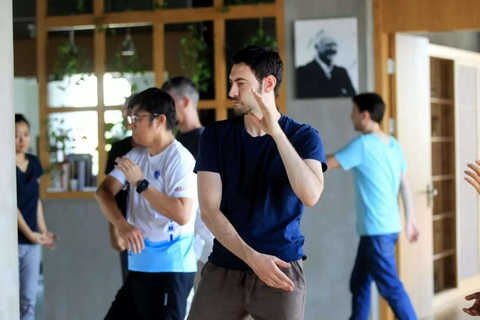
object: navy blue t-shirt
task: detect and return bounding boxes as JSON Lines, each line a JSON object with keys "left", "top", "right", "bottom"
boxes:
{"left": 195, "top": 115, "right": 327, "bottom": 269}
{"left": 17, "top": 154, "right": 44, "bottom": 244}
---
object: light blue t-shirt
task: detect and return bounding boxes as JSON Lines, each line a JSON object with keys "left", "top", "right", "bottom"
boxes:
{"left": 335, "top": 134, "right": 407, "bottom": 236}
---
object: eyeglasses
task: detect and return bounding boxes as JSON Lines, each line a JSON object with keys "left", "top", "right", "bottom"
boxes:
{"left": 127, "top": 113, "right": 159, "bottom": 124}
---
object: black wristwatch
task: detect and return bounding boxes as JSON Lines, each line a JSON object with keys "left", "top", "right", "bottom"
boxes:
{"left": 136, "top": 179, "right": 149, "bottom": 194}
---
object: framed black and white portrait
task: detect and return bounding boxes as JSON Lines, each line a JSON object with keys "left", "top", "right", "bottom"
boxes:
{"left": 294, "top": 17, "right": 358, "bottom": 99}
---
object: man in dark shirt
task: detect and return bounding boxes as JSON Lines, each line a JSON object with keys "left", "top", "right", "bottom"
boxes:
{"left": 296, "top": 33, "right": 356, "bottom": 98}
{"left": 162, "top": 77, "right": 213, "bottom": 266}
{"left": 104, "top": 94, "right": 139, "bottom": 283}
{"left": 188, "top": 46, "right": 326, "bottom": 320}
{"left": 162, "top": 77, "right": 204, "bottom": 158}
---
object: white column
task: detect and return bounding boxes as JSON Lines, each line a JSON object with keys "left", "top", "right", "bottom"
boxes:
{"left": 0, "top": 0, "right": 20, "bottom": 318}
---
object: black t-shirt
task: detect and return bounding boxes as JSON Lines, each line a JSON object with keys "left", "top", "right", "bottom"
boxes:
{"left": 195, "top": 115, "right": 327, "bottom": 269}
{"left": 17, "top": 154, "right": 44, "bottom": 244}
{"left": 176, "top": 127, "right": 205, "bottom": 160}
{"left": 105, "top": 137, "right": 133, "bottom": 217}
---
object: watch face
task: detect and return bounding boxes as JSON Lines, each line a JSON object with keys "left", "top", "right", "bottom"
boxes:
{"left": 137, "top": 179, "right": 149, "bottom": 193}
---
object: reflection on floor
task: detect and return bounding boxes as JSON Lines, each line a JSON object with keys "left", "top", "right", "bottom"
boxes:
{"left": 434, "top": 296, "right": 477, "bottom": 320}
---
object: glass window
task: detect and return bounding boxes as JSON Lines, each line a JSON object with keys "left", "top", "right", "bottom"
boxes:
{"left": 47, "top": 30, "right": 96, "bottom": 107}
{"left": 160, "top": 0, "right": 213, "bottom": 9}
{"left": 104, "top": 110, "right": 131, "bottom": 152}
{"left": 224, "top": 0, "right": 274, "bottom": 6}
{"left": 165, "top": 21, "right": 215, "bottom": 100}
{"left": 103, "top": 72, "right": 155, "bottom": 106}
{"left": 104, "top": 0, "right": 213, "bottom": 12}
{"left": 105, "top": 26, "right": 154, "bottom": 105}
{"left": 198, "top": 109, "right": 216, "bottom": 126}
{"left": 105, "top": 0, "right": 153, "bottom": 12}
{"left": 48, "top": 111, "right": 98, "bottom": 192}
{"left": 48, "top": 0, "right": 93, "bottom": 16}
{"left": 48, "top": 74, "right": 98, "bottom": 107}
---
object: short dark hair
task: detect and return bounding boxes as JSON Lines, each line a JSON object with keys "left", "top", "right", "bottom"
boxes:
{"left": 353, "top": 93, "right": 386, "bottom": 124}
{"left": 127, "top": 88, "right": 158, "bottom": 110}
{"left": 232, "top": 45, "right": 283, "bottom": 97}
{"left": 130, "top": 88, "right": 176, "bottom": 130}
{"left": 15, "top": 114, "right": 30, "bottom": 127}
{"left": 161, "top": 77, "right": 199, "bottom": 107}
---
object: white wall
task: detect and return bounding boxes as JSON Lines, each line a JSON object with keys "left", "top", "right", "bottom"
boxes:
{"left": 284, "top": 0, "right": 377, "bottom": 319}
{"left": 14, "top": 78, "right": 40, "bottom": 155}
{"left": 422, "top": 31, "right": 480, "bottom": 53}
{"left": 0, "top": 0, "right": 20, "bottom": 318}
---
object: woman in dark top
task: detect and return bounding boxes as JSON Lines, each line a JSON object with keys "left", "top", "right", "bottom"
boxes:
{"left": 15, "top": 114, "right": 57, "bottom": 320}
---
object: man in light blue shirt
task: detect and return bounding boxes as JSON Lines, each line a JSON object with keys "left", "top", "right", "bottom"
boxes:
{"left": 327, "top": 93, "right": 419, "bottom": 320}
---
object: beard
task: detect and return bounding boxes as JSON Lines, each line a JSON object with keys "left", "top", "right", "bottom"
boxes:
{"left": 232, "top": 82, "right": 263, "bottom": 117}
{"left": 233, "top": 103, "right": 253, "bottom": 116}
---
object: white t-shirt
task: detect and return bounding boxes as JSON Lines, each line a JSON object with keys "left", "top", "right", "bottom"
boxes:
{"left": 109, "top": 140, "right": 198, "bottom": 273}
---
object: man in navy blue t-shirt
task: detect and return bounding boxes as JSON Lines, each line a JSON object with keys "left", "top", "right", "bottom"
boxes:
{"left": 188, "top": 46, "right": 327, "bottom": 320}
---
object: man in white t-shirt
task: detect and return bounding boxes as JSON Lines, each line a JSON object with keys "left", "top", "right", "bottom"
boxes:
{"left": 96, "top": 88, "right": 198, "bottom": 320}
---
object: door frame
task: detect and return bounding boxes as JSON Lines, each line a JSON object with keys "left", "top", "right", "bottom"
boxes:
{"left": 373, "top": 1, "right": 480, "bottom": 319}
{"left": 429, "top": 43, "right": 480, "bottom": 310}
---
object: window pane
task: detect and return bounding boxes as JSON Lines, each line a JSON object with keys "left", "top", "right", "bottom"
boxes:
{"left": 48, "top": 0, "right": 93, "bottom": 16}
{"left": 105, "top": 26, "right": 154, "bottom": 105}
{"left": 104, "top": 0, "right": 213, "bottom": 12}
{"left": 198, "top": 109, "right": 216, "bottom": 126}
{"left": 48, "top": 111, "right": 98, "bottom": 192}
{"left": 105, "top": 110, "right": 131, "bottom": 152}
{"left": 224, "top": 0, "right": 274, "bottom": 5}
{"left": 104, "top": 73, "right": 155, "bottom": 106}
{"left": 164, "top": 22, "right": 215, "bottom": 99}
{"left": 105, "top": 0, "right": 213, "bottom": 12}
{"left": 105, "top": 0, "right": 152, "bottom": 12}
{"left": 47, "top": 30, "right": 96, "bottom": 107}
{"left": 161, "top": 0, "right": 213, "bottom": 9}
{"left": 48, "top": 74, "right": 98, "bottom": 107}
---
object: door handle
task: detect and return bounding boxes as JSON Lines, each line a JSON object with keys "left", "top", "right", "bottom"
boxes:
{"left": 426, "top": 183, "right": 438, "bottom": 208}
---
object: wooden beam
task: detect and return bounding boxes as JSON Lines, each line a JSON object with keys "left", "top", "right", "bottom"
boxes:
{"left": 275, "top": 0, "right": 286, "bottom": 115}
{"left": 45, "top": 15, "right": 95, "bottom": 31}
{"left": 213, "top": 0, "right": 223, "bottom": 9}
{"left": 374, "top": 0, "right": 390, "bottom": 134}
{"left": 95, "top": 0, "right": 107, "bottom": 186}
{"left": 36, "top": 0, "right": 49, "bottom": 198}
{"left": 46, "top": 107, "right": 98, "bottom": 113}
{"left": 45, "top": 4, "right": 278, "bottom": 30}
{"left": 94, "top": 0, "right": 104, "bottom": 15}
{"left": 381, "top": 0, "right": 480, "bottom": 34}
{"left": 102, "top": 12, "right": 156, "bottom": 27}
{"left": 214, "top": 18, "right": 227, "bottom": 121}
{"left": 374, "top": 2, "right": 395, "bottom": 319}
{"left": 153, "top": 22, "right": 165, "bottom": 89}
{"left": 213, "top": 0, "right": 225, "bottom": 121}
{"left": 198, "top": 100, "right": 217, "bottom": 109}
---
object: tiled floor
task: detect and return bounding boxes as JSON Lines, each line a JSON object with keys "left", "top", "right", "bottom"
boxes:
{"left": 33, "top": 277, "right": 479, "bottom": 320}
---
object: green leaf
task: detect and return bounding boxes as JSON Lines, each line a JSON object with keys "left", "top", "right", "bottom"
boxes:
{"left": 105, "top": 123, "right": 116, "bottom": 131}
